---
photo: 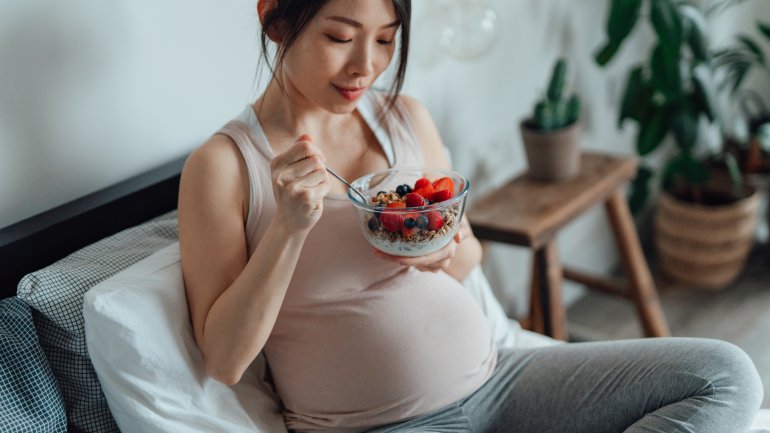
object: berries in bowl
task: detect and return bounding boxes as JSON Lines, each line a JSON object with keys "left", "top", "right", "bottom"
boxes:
{"left": 348, "top": 167, "right": 470, "bottom": 257}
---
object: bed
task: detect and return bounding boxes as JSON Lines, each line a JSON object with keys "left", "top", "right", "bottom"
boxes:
{"left": 0, "top": 155, "right": 768, "bottom": 433}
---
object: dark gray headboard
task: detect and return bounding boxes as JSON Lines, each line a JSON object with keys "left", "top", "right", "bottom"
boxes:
{"left": 0, "top": 155, "right": 187, "bottom": 299}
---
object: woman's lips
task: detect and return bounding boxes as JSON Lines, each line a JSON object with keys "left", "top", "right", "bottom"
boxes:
{"left": 334, "top": 85, "right": 368, "bottom": 101}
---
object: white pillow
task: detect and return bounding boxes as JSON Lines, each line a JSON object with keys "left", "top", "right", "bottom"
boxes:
{"left": 83, "top": 243, "right": 288, "bottom": 433}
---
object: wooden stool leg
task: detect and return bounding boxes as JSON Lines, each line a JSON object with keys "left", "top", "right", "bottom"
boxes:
{"left": 605, "top": 191, "right": 670, "bottom": 337}
{"left": 534, "top": 240, "right": 568, "bottom": 340}
{"left": 528, "top": 253, "right": 544, "bottom": 334}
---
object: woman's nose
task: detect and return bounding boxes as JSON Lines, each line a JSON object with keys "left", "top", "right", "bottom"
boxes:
{"left": 347, "top": 43, "right": 375, "bottom": 77}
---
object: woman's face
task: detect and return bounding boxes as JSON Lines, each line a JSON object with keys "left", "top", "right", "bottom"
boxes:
{"left": 280, "top": 0, "right": 399, "bottom": 113}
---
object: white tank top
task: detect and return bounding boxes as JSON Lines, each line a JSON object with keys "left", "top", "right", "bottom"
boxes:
{"left": 216, "top": 92, "right": 496, "bottom": 432}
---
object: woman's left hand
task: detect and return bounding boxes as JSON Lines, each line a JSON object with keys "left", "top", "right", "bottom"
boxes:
{"left": 374, "top": 217, "right": 471, "bottom": 273}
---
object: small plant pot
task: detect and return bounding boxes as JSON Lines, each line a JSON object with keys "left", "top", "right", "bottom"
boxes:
{"left": 520, "top": 120, "right": 581, "bottom": 181}
{"left": 654, "top": 186, "right": 760, "bottom": 290}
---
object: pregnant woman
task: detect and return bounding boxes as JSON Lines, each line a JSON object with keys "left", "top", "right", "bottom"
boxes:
{"left": 177, "top": 0, "right": 763, "bottom": 431}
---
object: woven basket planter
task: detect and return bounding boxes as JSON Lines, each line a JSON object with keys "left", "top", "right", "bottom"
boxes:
{"left": 654, "top": 187, "right": 760, "bottom": 290}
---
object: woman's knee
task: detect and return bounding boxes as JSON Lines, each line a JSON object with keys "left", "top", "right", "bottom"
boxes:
{"left": 689, "top": 338, "right": 763, "bottom": 408}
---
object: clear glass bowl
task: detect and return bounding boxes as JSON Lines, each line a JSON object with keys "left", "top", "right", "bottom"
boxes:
{"left": 348, "top": 167, "right": 470, "bottom": 257}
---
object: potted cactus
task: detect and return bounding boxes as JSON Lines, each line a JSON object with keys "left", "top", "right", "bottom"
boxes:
{"left": 520, "top": 58, "right": 582, "bottom": 181}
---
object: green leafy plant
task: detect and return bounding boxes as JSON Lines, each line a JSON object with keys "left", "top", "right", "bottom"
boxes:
{"left": 713, "top": 19, "right": 770, "bottom": 95}
{"left": 712, "top": 12, "right": 770, "bottom": 174}
{"left": 595, "top": 0, "right": 745, "bottom": 213}
{"left": 527, "top": 58, "right": 581, "bottom": 131}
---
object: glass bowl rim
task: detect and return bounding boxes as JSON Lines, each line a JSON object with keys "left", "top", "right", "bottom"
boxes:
{"left": 347, "top": 166, "right": 471, "bottom": 212}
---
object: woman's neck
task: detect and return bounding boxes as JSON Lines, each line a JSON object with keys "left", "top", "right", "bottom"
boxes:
{"left": 254, "top": 78, "right": 355, "bottom": 144}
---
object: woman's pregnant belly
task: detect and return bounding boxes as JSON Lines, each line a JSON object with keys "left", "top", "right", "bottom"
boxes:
{"left": 265, "top": 268, "right": 497, "bottom": 432}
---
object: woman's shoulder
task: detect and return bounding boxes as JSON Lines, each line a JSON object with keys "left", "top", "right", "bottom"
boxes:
{"left": 395, "top": 94, "right": 431, "bottom": 123}
{"left": 181, "top": 134, "right": 250, "bottom": 213}
{"left": 185, "top": 134, "right": 243, "bottom": 179}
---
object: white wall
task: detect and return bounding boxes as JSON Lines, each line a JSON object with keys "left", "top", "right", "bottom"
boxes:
{"left": 1, "top": 0, "right": 767, "bottom": 317}
{"left": 0, "top": 0, "right": 261, "bottom": 227}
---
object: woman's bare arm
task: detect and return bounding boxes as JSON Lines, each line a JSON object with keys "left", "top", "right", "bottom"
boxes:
{"left": 179, "top": 134, "right": 328, "bottom": 385}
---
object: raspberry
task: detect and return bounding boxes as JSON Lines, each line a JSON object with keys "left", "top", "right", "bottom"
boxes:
{"left": 405, "top": 192, "right": 427, "bottom": 208}
{"left": 380, "top": 202, "right": 406, "bottom": 232}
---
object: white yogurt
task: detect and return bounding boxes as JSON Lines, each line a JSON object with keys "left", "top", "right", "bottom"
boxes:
{"left": 364, "top": 228, "right": 458, "bottom": 257}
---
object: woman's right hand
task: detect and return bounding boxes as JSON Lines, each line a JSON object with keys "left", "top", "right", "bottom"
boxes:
{"left": 270, "top": 134, "right": 330, "bottom": 233}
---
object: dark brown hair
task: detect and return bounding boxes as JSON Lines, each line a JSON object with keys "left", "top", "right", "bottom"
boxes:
{"left": 259, "top": 0, "right": 411, "bottom": 112}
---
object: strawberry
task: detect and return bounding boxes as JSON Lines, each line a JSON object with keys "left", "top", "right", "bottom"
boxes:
{"left": 414, "top": 177, "right": 431, "bottom": 190}
{"left": 426, "top": 210, "right": 444, "bottom": 230}
{"left": 432, "top": 189, "right": 454, "bottom": 203}
{"left": 405, "top": 192, "right": 427, "bottom": 208}
{"left": 413, "top": 184, "right": 435, "bottom": 202}
{"left": 380, "top": 202, "right": 405, "bottom": 233}
{"left": 432, "top": 177, "right": 455, "bottom": 194}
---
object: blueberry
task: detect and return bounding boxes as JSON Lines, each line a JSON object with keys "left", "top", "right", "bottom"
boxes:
{"left": 395, "top": 184, "right": 411, "bottom": 196}
{"left": 416, "top": 215, "right": 429, "bottom": 229}
{"left": 368, "top": 217, "right": 380, "bottom": 231}
{"left": 404, "top": 217, "right": 416, "bottom": 228}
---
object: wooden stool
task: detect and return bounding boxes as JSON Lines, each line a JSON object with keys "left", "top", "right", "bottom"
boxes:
{"left": 467, "top": 152, "right": 670, "bottom": 340}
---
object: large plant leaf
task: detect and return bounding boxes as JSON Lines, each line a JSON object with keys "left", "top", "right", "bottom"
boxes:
{"left": 723, "top": 153, "right": 744, "bottom": 196}
{"left": 727, "top": 60, "right": 752, "bottom": 94}
{"left": 595, "top": 0, "right": 643, "bottom": 66}
{"left": 628, "top": 165, "right": 653, "bottom": 215}
{"left": 619, "top": 66, "right": 653, "bottom": 127}
{"left": 692, "top": 63, "right": 720, "bottom": 124}
{"left": 706, "top": 0, "right": 750, "bottom": 16}
{"left": 607, "top": 0, "right": 643, "bottom": 40}
{"left": 651, "top": 43, "right": 683, "bottom": 101}
{"left": 681, "top": 5, "right": 710, "bottom": 62}
{"left": 661, "top": 152, "right": 708, "bottom": 194}
{"left": 713, "top": 48, "right": 755, "bottom": 95}
{"left": 595, "top": 41, "right": 622, "bottom": 66}
{"left": 683, "top": 155, "right": 710, "bottom": 187}
{"left": 650, "top": 0, "right": 684, "bottom": 56}
{"left": 671, "top": 103, "right": 699, "bottom": 150}
{"left": 759, "top": 22, "right": 770, "bottom": 42}
{"left": 637, "top": 109, "right": 669, "bottom": 156}
{"left": 738, "top": 35, "right": 766, "bottom": 65}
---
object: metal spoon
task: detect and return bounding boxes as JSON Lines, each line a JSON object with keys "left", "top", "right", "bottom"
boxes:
{"left": 326, "top": 167, "right": 369, "bottom": 204}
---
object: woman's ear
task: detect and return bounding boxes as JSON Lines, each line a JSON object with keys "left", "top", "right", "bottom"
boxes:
{"left": 258, "top": 0, "right": 282, "bottom": 43}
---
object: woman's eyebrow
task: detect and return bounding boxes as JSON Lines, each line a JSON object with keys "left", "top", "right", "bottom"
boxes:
{"left": 325, "top": 16, "right": 400, "bottom": 29}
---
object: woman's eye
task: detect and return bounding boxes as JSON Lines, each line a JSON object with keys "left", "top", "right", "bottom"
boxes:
{"left": 325, "top": 34, "right": 352, "bottom": 44}
{"left": 378, "top": 39, "right": 394, "bottom": 46}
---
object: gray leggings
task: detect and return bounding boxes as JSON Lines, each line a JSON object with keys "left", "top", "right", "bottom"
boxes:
{"left": 369, "top": 338, "right": 764, "bottom": 433}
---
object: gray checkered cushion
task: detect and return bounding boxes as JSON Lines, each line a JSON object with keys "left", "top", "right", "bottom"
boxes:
{"left": 17, "top": 211, "right": 178, "bottom": 433}
{"left": 0, "top": 296, "right": 66, "bottom": 433}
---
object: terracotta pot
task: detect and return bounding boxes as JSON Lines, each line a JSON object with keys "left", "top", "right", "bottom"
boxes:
{"left": 654, "top": 186, "right": 760, "bottom": 290}
{"left": 519, "top": 120, "right": 581, "bottom": 181}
